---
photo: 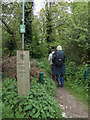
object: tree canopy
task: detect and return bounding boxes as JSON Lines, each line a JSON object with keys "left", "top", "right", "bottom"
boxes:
{"left": 1, "top": 1, "right": 89, "bottom": 63}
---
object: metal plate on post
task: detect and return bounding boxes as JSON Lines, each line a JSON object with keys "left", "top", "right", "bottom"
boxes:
{"left": 20, "top": 25, "right": 25, "bottom": 33}
{"left": 17, "top": 50, "right": 30, "bottom": 96}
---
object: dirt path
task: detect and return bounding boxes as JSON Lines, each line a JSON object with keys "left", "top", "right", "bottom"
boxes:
{"left": 54, "top": 82, "right": 88, "bottom": 118}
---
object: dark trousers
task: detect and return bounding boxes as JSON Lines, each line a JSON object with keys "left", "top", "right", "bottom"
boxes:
{"left": 50, "top": 64, "right": 55, "bottom": 80}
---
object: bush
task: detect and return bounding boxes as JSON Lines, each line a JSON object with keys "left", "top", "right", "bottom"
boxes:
{"left": 65, "top": 62, "right": 88, "bottom": 87}
{"left": 65, "top": 61, "right": 89, "bottom": 103}
{"left": 38, "top": 57, "right": 51, "bottom": 75}
{"left": 43, "top": 75, "right": 56, "bottom": 96}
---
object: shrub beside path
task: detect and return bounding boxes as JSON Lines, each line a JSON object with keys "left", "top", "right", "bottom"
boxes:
{"left": 54, "top": 82, "right": 88, "bottom": 118}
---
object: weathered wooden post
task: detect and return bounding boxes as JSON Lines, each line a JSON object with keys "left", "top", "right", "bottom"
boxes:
{"left": 17, "top": 0, "right": 30, "bottom": 96}
{"left": 17, "top": 50, "right": 30, "bottom": 96}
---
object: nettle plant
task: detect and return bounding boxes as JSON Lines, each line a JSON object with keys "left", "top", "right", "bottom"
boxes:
{"left": 2, "top": 77, "right": 62, "bottom": 118}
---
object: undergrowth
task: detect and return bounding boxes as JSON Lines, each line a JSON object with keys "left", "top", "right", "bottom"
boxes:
{"left": 2, "top": 57, "right": 89, "bottom": 118}
{"left": 2, "top": 66, "right": 62, "bottom": 119}
{"left": 65, "top": 61, "right": 89, "bottom": 104}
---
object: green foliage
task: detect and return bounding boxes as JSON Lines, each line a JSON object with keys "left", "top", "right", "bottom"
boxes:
{"left": 44, "top": 75, "right": 56, "bottom": 97}
{"left": 65, "top": 62, "right": 88, "bottom": 85}
{"left": 2, "top": 2, "right": 22, "bottom": 56}
{"left": 31, "top": 17, "right": 48, "bottom": 58}
{"left": 64, "top": 2, "right": 88, "bottom": 64}
{"left": 2, "top": 1, "right": 89, "bottom": 118}
{"left": 2, "top": 104, "right": 14, "bottom": 118}
{"left": 44, "top": 2, "right": 70, "bottom": 50}
{"left": 65, "top": 61, "right": 89, "bottom": 103}
{"left": 38, "top": 57, "right": 51, "bottom": 74}
{"left": 22, "top": 81, "right": 61, "bottom": 118}
{"left": 2, "top": 76, "right": 62, "bottom": 118}
{"left": 37, "top": 58, "right": 56, "bottom": 96}
{"left": 2, "top": 2, "right": 88, "bottom": 63}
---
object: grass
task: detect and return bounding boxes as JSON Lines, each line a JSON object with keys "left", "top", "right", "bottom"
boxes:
{"left": 65, "top": 80, "right": 88, "bottom": 106}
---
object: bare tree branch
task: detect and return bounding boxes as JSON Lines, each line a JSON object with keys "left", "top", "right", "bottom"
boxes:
{"left": 0, "top": 16, "right": 19, "bottom": 49}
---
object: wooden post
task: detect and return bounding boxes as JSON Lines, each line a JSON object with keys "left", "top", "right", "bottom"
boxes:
{"left": 17, "top": 50, "right": 30, "bottom": 96}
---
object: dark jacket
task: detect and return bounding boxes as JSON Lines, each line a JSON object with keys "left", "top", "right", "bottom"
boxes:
{"left": 52, "top": 50, "right": 65, "bottom": 75}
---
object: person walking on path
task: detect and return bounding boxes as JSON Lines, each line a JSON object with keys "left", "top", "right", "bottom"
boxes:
{"left": 52, "top": 45, "right": 65, "bottom": 87}
{"left": 48, "top": 49, "right": 55, "bottom": 80}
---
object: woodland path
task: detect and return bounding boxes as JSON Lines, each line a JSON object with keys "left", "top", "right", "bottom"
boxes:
{"left": 54, "top": 81, "right": 88, "bottom": 118}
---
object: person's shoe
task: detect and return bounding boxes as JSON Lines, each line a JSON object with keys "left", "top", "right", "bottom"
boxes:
{"left": 57, "top": 83, "right": 61, "bottom": 87}
{"left": 61, "top": 85, "right": 63, "bottom": 87}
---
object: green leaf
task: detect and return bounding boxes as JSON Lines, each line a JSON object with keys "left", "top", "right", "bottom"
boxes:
{"left": 31, "top": 108, "right": 37, "bottom": 114}
{"left": 33, "top": 111, "right": 40, "bottom": 118}
{"left": 24, "top": 105, "right": 32, "bottom": 111}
